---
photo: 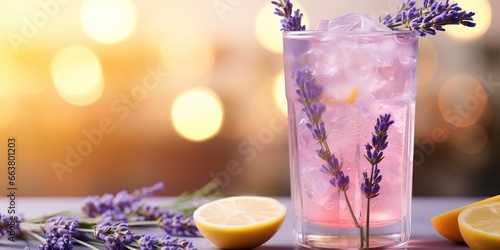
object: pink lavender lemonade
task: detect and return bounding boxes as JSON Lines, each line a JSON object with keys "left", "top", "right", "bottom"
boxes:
{"left": 283, "top": 15, "right": 418, "bottom": 249}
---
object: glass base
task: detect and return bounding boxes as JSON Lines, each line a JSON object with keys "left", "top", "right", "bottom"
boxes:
{"left": 295, "top": 219, "right": 410, "bottom": 249}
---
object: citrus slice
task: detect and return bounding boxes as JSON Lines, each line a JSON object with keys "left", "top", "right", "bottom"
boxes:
{"left": 458, "top": 202, "right": 500, "bottom": 250}
{"left": 430, "top": 195, "right": 500, "bottom": 242}
{"left": 193, "top": 196, "right": 286, "bottom": 249}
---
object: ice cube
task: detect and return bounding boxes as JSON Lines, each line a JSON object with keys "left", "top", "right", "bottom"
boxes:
{"left": 317, "top": 13, "right": 392, "bottom": 32}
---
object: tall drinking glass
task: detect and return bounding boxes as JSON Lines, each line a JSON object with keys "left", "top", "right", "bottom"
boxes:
{"left": 283, "top": 30, "right": 418, "bottom": 249}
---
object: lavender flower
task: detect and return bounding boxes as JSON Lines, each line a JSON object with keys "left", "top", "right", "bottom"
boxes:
{"left": 131, "top": 205, "right": 163, "bottom": 221}
{"left": 381, "top": 0, "right": 476, "bottom": 36}
{"left": 136, "top": 234, "right": 196, "bottom": 250}
{"left": 271, "top": 0, "right": 305, "bottom": 31}
{"left": 129, "top": 205, "right": 201, "bottom": 237}
{"left": 133, "top": 182, "right": 165, "bottom": 197}
{"left": 320, "top": 154, "right": 342, "bottom": 177}
{"left": 158, "top": 235, "right": 196, "bottom": 250}
{"left": 294, "top": 69, "right": 326, "bottom": 143}
{"left": 361, "top": 114, "right": 393, "bottom": 199}
{"left": 136, "top": 235, "right": 159, "bottom": 250}
{"left": 292, "top": 67, "right": 365, "bottom": 244}
{"left": 38, "top": 234, "right": 75, "bottom": 250}
{"left": 361, "top": 114, "right": 394, "bottom": 248}
{"left": 42, "top": 217, "right": 87, "bottom": 241}
{"left": 331, "top": 171, "right": 350, "bottom": 192}
{"left": 81, "top": 182, "right": 164, "bottom": 220}
{"left": 158, "top": 213, "right": 201, "bottom": 237}
{"left": 0, "top": 213, "right": 22, "bottom": 238}
{"left": 364, "top": 114, "right": 394, "bottom": 166}
{"left": 94, "top": 221, "right": 137, "bottom": 250}
{"left": 361, "top": 165, "right": 382, "bottom": 198}
{"left": 293, "top": 67, "right": 355, "bottom": 194}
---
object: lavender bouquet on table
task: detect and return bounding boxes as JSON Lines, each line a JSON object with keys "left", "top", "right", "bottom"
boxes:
{"left": 0, "top": 181, "right": 220, "bottom": 250}
{"left": 273, "top": 0, "right": 475, "bottom": 248}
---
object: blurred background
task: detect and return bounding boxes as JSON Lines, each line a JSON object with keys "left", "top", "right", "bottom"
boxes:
{"left": 0, "top": 0, "right": 498, "bottom": 197}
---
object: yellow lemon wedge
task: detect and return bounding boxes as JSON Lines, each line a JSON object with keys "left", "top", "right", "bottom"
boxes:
{"left": 430, "top": 195, "right": 500, "bottom": 242}
{"left": 193, "top": 196, "right": 286, "bottom": 249}
{"left": 458, "top": 202, "right": 500, "bottom": 250}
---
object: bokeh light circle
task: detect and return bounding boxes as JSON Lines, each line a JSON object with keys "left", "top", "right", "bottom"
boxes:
{"left": 438, "top": 75, "right": 488, "bottom": 128}
{"left": 80, "top": 0, "right": 137, "bottom": 44}
{"left": 171, "top": 88, "right": 224, "bottom": 142}
{"left": 451, "top": 124, "right": 488, "bottom": 155}
{"left": 445, "top": 0, "right": 491, "bottom": 40}
{"left": 50, "top": 45, "right": 104, "bottom": 106}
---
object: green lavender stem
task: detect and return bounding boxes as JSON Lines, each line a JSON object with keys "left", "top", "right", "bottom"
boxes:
{"left": 343, "top": 190, "right": 364, "bottom": 248}
{"left": 365, "top": 163, "right": 376, "bottom": 249}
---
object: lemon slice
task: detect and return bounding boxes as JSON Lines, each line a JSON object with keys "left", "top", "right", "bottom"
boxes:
{"left": 193, "top": 196, "right": 286, "bottom": 249}
{"left": 431, "top": 195, "right": 500, "bottom": 242}
{"left": 458, "top": 202, "right": 500, "bottom": 250}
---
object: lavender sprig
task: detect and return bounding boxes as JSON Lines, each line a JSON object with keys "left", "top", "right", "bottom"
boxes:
{"left": 381, "top": 0, "right": 476, "bottom": 36}
{"left": 271, "top": 0, "right": 305, "bottom": 31}
{"left": 12, "top": 181, "right": 217, "bottom": 250}
{"left": 0, "top": 213, "right": 22, "bottom": 238}
{"left": 38, "top": 234, "right": 75, "bottom": 250}
{"left": 137, "top": 234, "right": 196, "bottom": 250}
{"left": 292, "top": 68, "right": 364, "bottom": 245}
{"left": 362, "top": 114, "right": 394, "bottom": 248}
{"left": 127, "top": 205, "right": 201, "bottom": 237}
{"left": 32, "top": 217, "right": 84, "bottom": 250}
{"left": 81, "top": 182, "right": 164, "bottom": 221}
{"left": 94, "top": 221, "right": 197, "bottom": 250}
{"left": 94, "top": 221, "right": 136, "bottom": 250}
{"left": 41, "top": 217, "right": 88, "bottom": 241}
{"left": 157, "top": 213, "right": 201, "bottom": 237}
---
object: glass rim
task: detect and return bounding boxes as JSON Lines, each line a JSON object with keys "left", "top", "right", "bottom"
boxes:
{"left": 283, "top": 29, "right": 418, "bottom": 38}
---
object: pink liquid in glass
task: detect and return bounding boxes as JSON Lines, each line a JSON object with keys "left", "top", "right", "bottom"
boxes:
{"left": 284, "top": 29, "right": 418, "bottom": 248}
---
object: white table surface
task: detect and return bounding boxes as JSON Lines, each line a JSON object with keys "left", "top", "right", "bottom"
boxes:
{"left": 0, "top": 196, "right": 477, "bottom": 249}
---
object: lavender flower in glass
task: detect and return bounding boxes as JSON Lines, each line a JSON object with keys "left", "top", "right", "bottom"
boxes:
{"left": 282, "top": 17, "right": 418, "bottom": 250}
{"left": 362, "top": 114, "right": 394, "bottom": 248}
{"left": 277, "top": 0, "right": 474, "bottom": 248}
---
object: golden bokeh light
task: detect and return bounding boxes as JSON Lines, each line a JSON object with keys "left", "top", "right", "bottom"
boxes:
{"left": 450, "top": 124, "right": 488, "bottom": 155}
{"left": 160, "top": 27, "right": 214, "bottom": 81}
{"left": 255, "top": 1, "right": 309, "bottom": 54}
{"left": 272, "top": 72, "right": 287, "bottom": 116}
{"left": 438, "top": 74, "right": 488, "bottom": 128}
{"left": 171, "top": 88, "right": 224, "bottom": 142}
{"left": 80, "top": 0, "right": 137, "bottom": 44}
{"left": 50, "top": 45, "right": 104, "bottom": 106}
{"left": 445, "top": 0, "right": 491, "bottom": 40}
